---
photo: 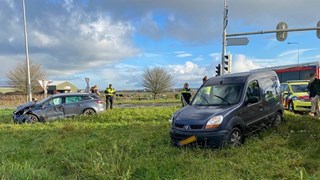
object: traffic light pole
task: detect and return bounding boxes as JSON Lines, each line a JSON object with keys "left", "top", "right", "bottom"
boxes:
{"left": 221, "top": 0, "right": 228, "bottom": 75}
{"left": 227, "top": 27, "right": 320, "bottom": 37}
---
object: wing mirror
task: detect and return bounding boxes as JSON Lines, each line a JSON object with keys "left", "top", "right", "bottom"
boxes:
{"left": 283, "top": 91, "right": 289, "bottom": 95}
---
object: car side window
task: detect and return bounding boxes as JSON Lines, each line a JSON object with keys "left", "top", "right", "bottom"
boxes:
{"left": 246, "top": 80, "right": 260, "bottom": 102}
{"left": 45, "top": 97, "right": 63, "bottom": 107}
{"left": 65, "top": 96, "right": 83, "bottom": 104}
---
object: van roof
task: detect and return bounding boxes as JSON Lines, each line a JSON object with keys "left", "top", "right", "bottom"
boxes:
{"left": 205, "top": 71, "right": 277, "bottom": 85}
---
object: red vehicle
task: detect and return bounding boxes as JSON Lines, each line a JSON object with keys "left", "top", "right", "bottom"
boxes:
{"left": 256, "top": 61, "right": 320, "bottom": 83}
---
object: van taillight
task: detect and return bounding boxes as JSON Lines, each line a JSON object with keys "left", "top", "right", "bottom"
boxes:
{"left": 96, "top": 100, "right": 104, "bottom": 104}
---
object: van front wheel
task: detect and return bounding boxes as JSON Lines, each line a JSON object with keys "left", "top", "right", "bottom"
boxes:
{"left": 273, "top": 112, "right": 283, "bottom": 127}
{"left": 228, "top": 127, "right": 244, "bottom": 147}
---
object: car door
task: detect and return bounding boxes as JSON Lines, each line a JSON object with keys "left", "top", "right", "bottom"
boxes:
{"left": 41, "top": 97, "right": 65, "bottom": 121}
{"left": 281, "top": 84, "right": 290, "bottom": 108}
{"left": 261, "top": 76, "right": 281, "bottom": 115}
{"left": 63, "top": 96, "right": 83, "bottom": 117}
{"left": 238, "top": 80, "right": 265, "bottom": 130}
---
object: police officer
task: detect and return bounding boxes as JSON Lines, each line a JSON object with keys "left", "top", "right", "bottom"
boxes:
{"left": 181, "top": 83, "right": 191, "bottom": 106}
{"left": 308, "top": 73, "right": 320, "bottom": 116}
{"left": 105, "top": 84, "right": 116, "bottom": 110}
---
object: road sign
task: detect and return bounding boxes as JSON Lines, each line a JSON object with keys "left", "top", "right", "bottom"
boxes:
{"left": 276, "top": 22, "right": 288, "bottom": 42}
{"left": 317, "top": 21, "right": 320, "bottom": 39}
{"left": 38, "top": 80, "right": 51, "bottom": 98}
{"left": 226, "top": 37, "right": 249, "bottom": 46}
{"left": 85, "top": 77, "right": 90, "bottom": 93}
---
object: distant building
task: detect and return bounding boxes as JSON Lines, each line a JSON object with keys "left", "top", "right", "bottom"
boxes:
{"left": 47, "top": 81, "right": 77, "bottom": 94}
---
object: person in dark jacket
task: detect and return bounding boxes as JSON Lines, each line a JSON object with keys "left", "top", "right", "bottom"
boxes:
{"left": 181, "top": 83, "right": 191, "bottom": 106}
{"left": 308, "top": 73, "right": 320, "bottom": 116}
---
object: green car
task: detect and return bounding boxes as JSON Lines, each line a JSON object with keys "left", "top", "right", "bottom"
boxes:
{"left": 280, "top": 80, "right": 311, "bottom": 112}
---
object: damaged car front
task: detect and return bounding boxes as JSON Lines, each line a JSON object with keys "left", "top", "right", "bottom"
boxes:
{"left": 13, "top": 101, "right": 39, "bottom": 123}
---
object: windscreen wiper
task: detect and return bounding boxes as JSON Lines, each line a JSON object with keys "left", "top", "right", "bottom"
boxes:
{"left": 213, "top": 95, "right": 231, "bottom": 105}
{"left": 200, "top": 95, "right": 210, "bottom": 105}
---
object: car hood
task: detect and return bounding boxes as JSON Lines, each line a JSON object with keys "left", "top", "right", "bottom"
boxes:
{"left": 174, "top": 105, "right": 236, "bottom": 124}
{"left": 16, "top": 101, "right": 36, "bottom": 112}
{"left": 292, "top": 92, "right": 310, "bottom": 99}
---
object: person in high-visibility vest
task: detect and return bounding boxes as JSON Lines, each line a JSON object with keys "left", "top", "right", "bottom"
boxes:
{"left": 181, "top": 83, "right": 192, "bottom": 106}
{"left": 202, "top": 76, "right": 211, "bottom": 96}
{"left": 105, "top": 84, "right": 116, "bottom": 110}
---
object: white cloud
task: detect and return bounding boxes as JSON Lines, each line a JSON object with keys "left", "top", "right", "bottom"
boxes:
{"left": 232, "top": 54, "right": 260, "bottom": 73}
{"left": 175, "top": 51, "right": 192, "bottom": 58}
{"left": 278, "top": 48, "right": 317, "bottom": 57}
{"left": 62, "top": 0, "right": 74, "bottom": 12}
{"left": 209, "top": 53, "right": 220, "bottom": 61}
{"left": 31, "top": 31, "right": 59, "bottom": 47}
{"left": 168, "top": 61, "right": 208, "bottom": 82}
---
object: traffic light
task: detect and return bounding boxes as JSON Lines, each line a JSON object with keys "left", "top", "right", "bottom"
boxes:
{"left": 276, "top": 22, "right": 288, "bottom": 42}
{"left": 224, "top": 54, "right": 232, "bottom": 74}
{"left": 215, "top": 64, "right": 221, "bottom": 76}
{"left": 317, "top": 21, "right": 320, "bottom": 39}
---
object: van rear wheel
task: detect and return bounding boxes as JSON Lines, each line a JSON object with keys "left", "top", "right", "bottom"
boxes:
{"left": 228, "top": 127, "right": 244, "bottom": 147}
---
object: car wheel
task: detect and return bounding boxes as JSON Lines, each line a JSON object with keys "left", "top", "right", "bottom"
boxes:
{"left": 288, "top": 101, "right": 295, "bottom": 112}
{"left": 25, "top": 114, "right": 38, "bottom": 123}
{"left": 273, "top": 112, "right": 283, "bottom": 127}
{"left": 83, "top": 108, "right": 96, "bottom": 115}
{"left": 228, "top": 127, "right": 244, "bottom": 147}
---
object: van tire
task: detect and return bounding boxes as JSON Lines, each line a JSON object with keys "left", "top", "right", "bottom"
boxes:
{"left": 228, "top": 127, "right": 244, "bottom": 147}
{"left": 273, "top": 112, "right": 283, "bottom": 127}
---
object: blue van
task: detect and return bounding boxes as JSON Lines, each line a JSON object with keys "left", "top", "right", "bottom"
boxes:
{"left": 170, "top": 71, "right": 284, "bottom": 147}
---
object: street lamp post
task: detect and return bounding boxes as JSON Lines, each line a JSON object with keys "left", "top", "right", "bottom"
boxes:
{"left": 287, "top": 42, "right": 300, "bottom": 64}
{"left": 22, "top": 0, "right": 32, "bottom": 102}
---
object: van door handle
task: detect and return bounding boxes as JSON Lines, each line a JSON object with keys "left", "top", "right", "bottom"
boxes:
{"left": 259, "top": 106, "right": 264, "bottom": 111}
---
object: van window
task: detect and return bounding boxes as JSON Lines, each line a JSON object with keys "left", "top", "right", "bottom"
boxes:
{"left": 261, "top": 77, "right": 280, "bottom": 99}
{"left": 246, "top": 80, "right": 260, "bottom": 102}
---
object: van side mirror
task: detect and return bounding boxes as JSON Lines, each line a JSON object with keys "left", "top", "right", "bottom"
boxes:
{"left": 246, "top": 96, "right": 259, "bottom": 105}
{"left": 283, "top": 91, "right": 290, "bottom": 95}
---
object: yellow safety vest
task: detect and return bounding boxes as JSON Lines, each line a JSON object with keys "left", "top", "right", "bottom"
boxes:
{"left": 181, "top": 88, "right": 191, "bottom": 94}
{"left": 203, "top": 86, "right": 211, "bottom": 95}
{"left": 105, "top": 88, "right": 116, "bottom": 96}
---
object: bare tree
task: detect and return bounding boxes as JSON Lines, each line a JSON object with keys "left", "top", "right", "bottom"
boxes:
{"left": 7, "top": 61, "right": 46, "bottom": 94}
{"left": 142, "top": 67, "right": 174, "bottom": 99}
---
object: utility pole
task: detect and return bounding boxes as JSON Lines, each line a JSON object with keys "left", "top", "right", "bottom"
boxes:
{"left": 221, "top": 0, "right": 228, "bottom": 75}
{"left": 22, "top": 0, "right": 32, "bottom": 102}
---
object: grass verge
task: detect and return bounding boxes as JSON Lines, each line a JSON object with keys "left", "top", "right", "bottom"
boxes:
{"left": 0, "top": 108, "right": 319, "bottom": 179}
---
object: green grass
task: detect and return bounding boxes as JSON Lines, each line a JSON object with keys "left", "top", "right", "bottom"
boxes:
{"left": 0, "top": 108, "right": 320, "bottom": 179}
{"left": 115, "top": 99, "right": 180, "bottom": 105}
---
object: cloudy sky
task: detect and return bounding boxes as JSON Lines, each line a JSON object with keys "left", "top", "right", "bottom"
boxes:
{"left": 1, "top": 0, "right": 320, "bottom": 90}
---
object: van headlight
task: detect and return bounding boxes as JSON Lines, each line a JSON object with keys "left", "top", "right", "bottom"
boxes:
{"left": 205, "top": 115, "right": 223, "bottom": 129}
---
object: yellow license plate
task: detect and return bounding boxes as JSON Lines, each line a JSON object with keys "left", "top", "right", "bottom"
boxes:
{"left": 178, "top": 135, "right": 197, "bottom": 146}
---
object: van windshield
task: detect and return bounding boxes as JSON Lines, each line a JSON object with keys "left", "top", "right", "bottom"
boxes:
{"left": 192, "top": 84, "right": 243, "bottom": 106}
